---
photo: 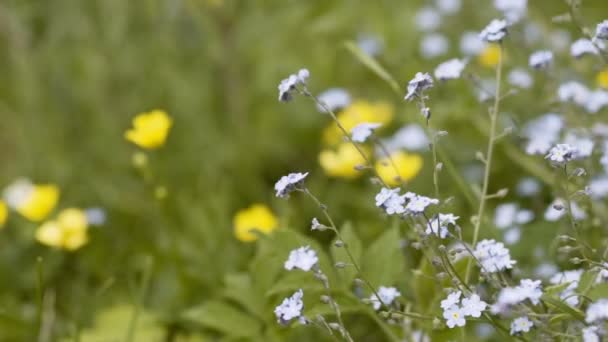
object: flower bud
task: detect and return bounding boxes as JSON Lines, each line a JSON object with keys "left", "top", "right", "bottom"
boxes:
{"left": 335, "top": 262, "right": 347, "bottom": 269}
{"left": 334, "top": 240, "right": 345, "bottom": 247}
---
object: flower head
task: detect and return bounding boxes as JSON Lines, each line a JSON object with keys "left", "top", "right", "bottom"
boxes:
{"left": 571, "top": 38, "right": 603, "bottom": 58}
{"left": 443, "top": 306, "right": 466, "bottom": 328}
{"left": 434, "top": 59, "right": 466, "bottom": 81}
{"left": 510, "top": 316, "right": 533, "bottom": 335}
{"left": 369, "top": 286, "right": 401, "bottom": 310}
{"left": 35, "top": 208, "right": 89, "bottom": 251}
{"left": 596, "top": 20, "right": 608, "bottom": 40}
{"left": 125, "top": 110, "right": 172, "bottom": 149}
{"left": 375, "top": 151, "right": 423, "bottom": 186}
{"left": 405, "top": 194, "right": 439, "bottom": 214}
{"left": 3, "top": 179, "right": 60, "bottom": 222}
{"left": 508, "top": 68, "right": 533, "bottom": 89}
{"left": 461, "top": 294, "right": 487, "bottom": 318}
{"left": 275, "top": 289, "right": 305, "bottom": 324}
{"left": 351, "top": 122, "right": 382, "bottom": 143}
{"left": 529, "top": 50, "right": 553, "bottom": 69}
{"left": 479, "top": 19, "right": 508, "bottom": 42}
{"left": 233, "top": 204, "right": 278, "bottom": 242}
{"left": 441, "top": 291, "right": 462, "bottom": 310}
{"left": 550, "top": 269, "right": 583, "bottom": 307}
{"left": 278, "top": 69, "right": 309, "bottom": 102}
{"left": 275, "top": 172, "right": 308, "bottom": 198}
{"left": 545, "top": 144, "right": 578, "bottom": 164}
{"left": 426, "top": 213, "right": 459, "bottom": 238}
{"left": 285, "top": 246, "right": 318, "bottom": 272}
{"left": 583, "top": 326, "right": 601, "bottom": 342}
{"left": 319, "top": 143, "right": 368, "bottom": 179}
{"left": 404, "top": 72, "right": 433, "bottom": 101}
{"left": 474, "top": 239, "right": 516, "bottom": 273}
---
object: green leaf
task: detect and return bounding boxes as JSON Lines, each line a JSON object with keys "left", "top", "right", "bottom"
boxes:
{"left": 223, "top": 273, "right": 265, "bottom": 320}
{"left": 183, "top": 300, "right": 262, "bottom": 338}
{"left": 543, "top": 282, "right": 572, "bottom": 297}
{"left": 343, "top": 41, "right": 401, "bottom": 94}
{"left": 361, "top": 226, "right": 404, "bottom": 289}
{"left": 76, "top": 305, "right": 164, "bottom": 342}
{"left": 587, "top": 283, "right": 608, "bottom": 301}
{"left": 541, "top": 296, "right": 585, "bottom": 322}
{"left": 577, "top": 269, "right": 599, "bottom": 295}
{"left": 265, "top": 271, "right": 323, "bottom": 296}
{"left": 330, "top": 222, "right": 362, "bottom": 288}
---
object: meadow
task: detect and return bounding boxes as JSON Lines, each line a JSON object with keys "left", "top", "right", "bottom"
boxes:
{"left": 1, "top": 0, "right": 608, "bottom": 341}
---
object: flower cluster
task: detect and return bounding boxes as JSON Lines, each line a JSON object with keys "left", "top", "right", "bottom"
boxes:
{"left": 473, "top": 239, "right": 516, "bottom": 273}
{"left": 375, "top": 187, "right": 439, "bottom": 216}
{"left": 278, "top": 69, "right": 310, "bottom": 102}
{"left": 441, "top": 291, "right": 487, "bottom": 328}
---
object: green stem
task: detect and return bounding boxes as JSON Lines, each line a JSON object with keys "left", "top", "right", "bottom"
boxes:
{"left": 125, "top": 257, "right": 153, "bottom": 342}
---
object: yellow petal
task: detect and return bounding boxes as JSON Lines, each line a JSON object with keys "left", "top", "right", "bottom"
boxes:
{"left": 597, "top": 69, "right": 608, "bottom": 89}
{"left": 125, "top": 110, "right": 173, "bottom": 149}
{"left": 478, "top": 44, "right": 501, "bottom": 68}
{"left": 35, "top": 220, "right": 63, "bottom": 248}
{"left": 375, "top": 151, "right": 423, "bottom": 186}
{"left": 17, "top": 185, "right": 60, "bottom": 222}
{"left": 319, "top": 143, "right": 368, "bottom": 179}
{"left": 0, "top": 201, "right": 7, "bottom": 229}
{"left": 57, "top": 208, "right": 88, "bottom": 232}
{"left": 233, "top": 204, "right": 278, "bottom": 242}
{"left": 323, "top": 101, "right": 394, "bottom": 145}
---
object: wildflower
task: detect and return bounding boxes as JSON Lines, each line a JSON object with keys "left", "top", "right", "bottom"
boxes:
{"left": 564, "top": 133, "right": 593, "bottom": 158}
{"left": 545, "top": 144, "right": 578, "bottom": 164}
{"left": 125, "top": 110, "right": 172, "bottom": 149}
{"left": 275, "top": 172, "right": 308, "bottom": 198}
{"left": 478, "top": 44, "right": 502, "bottom": 67}
{"left": 316, "top": 88, "right": 351, "bottom": 113}
{"left": 434, "top": 59, "right": 466, "bottom": 80}
{"left": 492, "top": 279, "right": 542, "bottom": 313}
{"left": 586, "top": 299, "right": 608, "bottom": 324}
{"left": 504, "top": 227, "right": 521, "bottom": 245}
{"left": 516, "top": 177, "right": 541, "bottom": 197}
{"left": 382, "top": 124, "right": 429, "bottom": 152}
{"left": 285, "top": 246, "right": 318, "bottom": 272}
{"left": 544, "top": 198, "right": 586, "bottom": 222}
{"left": 589, "top": 177, "right": 608, "bottom": 199}
{"left": 443, "top": 306, "right": 466, "bottom": 328}
{"left": 461, "top": 294, "right": 487, "bottom": 318}
{"left": 278, "top": 69, "right": 309, "bottom": 102}
{"left": 275, "top": 289, "right": 305, "bottom": 325}
{"left": 571, "top": 38, "right": 602, "bottom": 58}
{"left": 319, "top": 143, "right": 368, "bottom": 179}
{"left": 322, "top": 100, "right": 393, "bottom": 145}
{"left": 357, "top": 33, "right": 383, "bottom": 57}
{"left": 435, "top": 0, "right": 461, "bottom": 15}
{"left": 596, "top": 69, "right": 608, "bottom": 89}
{"left": 586, "top": 90, "right": 608, "bottom": 113}
{"left": 404, "top": 72, "right": 433, "bottom": 101}
{"left": 508, "top": 68, "right": 533, "bottom": 89}
{"left": 369, "top": 286, "right": 401, "bottom": 310}
{"left": 528, "top": 50, "right": 553, "bottom": 69}
{"left": 85, "top": 207, "right": 106, "bottom": 226}
{"left": 3, "top": 179, "right": 60, "bottom": 222}
{"left": 460, "top": 31, "right": 484, "bottom": 56}
{"left": 426, "top": 213, "right": 459, "bottom": 238}
{"left": 310, "top": 218, "right": 323, "bottom": 231}
{"left": 375, "top": 151, "right": 423, "bottom": 186}
{"left": 35, "top": 208, "right": 89, "bottom": 251}
{"left": 415, "top": 7, "right": 441, "bottom": 32}
{"left": 510, "top": 317, "right": 533, "bottom": 335}
{"left": 494, "top": 0, "right": 527, "bottom": 23}
{"left": 494, "top": 203, "right": 533, "bottom": 229}
{"left": 479, "top": 19, "right": 508, "bottom": 43}
{"left": 583, "top": 326, "right": 601, "bottom": 342}
{"left": 0, "top": 201, "right": 6, "bottom": 228}
{"left": 441, "top": 291, "right": 462, "bottom": 310}
{"left": 420, "top": 33, "right": 449, "bottom": 59}
{"left": 233, "top": 204, "right": 278, "bottom": 242}
{"left": 558, "top": 81, "right": 590, "bottom": 105}
{"left": 550, "top": 269, "right": 583, "bottom": 307}
{"left": 474, "top": 239, "right": 516, "bottom": 273}
{"left": 351, "top": 122, "right": 382, "bottom": 143}
{"left": 405, "top": 194, "right": 439, "bottom": 214}
{"left": 596, "top": 262, "right": 608, "bottom": 283}
{"left": 375, "top": 187, "right": 401, "bottom": 208}
{"left": 596, "top": 20, "right": 608, "bottom": 40}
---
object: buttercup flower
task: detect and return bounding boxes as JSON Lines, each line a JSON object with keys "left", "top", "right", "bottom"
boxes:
{"left": 369, "top": 286, "right": 401, "bottom": 310}
{"left": 284, "top": 246, "right": 318, "bottom": 272}
{"left": 233, "top": 204, "right": 278, "bottom": 242}
{"left": 323, "top": 100, "right": 393, "bottom": 145}
{"left": 3, "top": 179, "right": 60, "bottom": 222}
{"left": 351, "top": 122, "right": 382, "bottom": 143}
{"left": 275, "top": 172, "right": 308, "bottom": 198}
{"left": 0, "top": 201, "right": 7, "bottom": 228}
{"left": 404, "top": 72, "right": 433, "bottom": 101}
{"left": 597, "top": 69, "right": 608, "bottom": 89}
{"left": 479, "top": 19, "right": 508, "bottom": 43}
{"left": 375, "top": 151, "right": 423, "bottom": 186}
{"left": 319, "top": 143, "right": 368, "bottom": 179}
{"left": 510, "top": 316, "right": 533, "bottom": 335}
{"left": 529, "top": 50, "right": 553, "bottom": 69}
{"left": 275, "top": 289, "right": 305, "bottom": 325}
{"left": 125, "top": 110, "right": 172, "bottom": 149}
{"left": 478, "top": 44, "right": 502, "bottom": 67}
{"left": 35, "top": 208, "right": 89, "bottom": 251}
{"left": 434, "top": 59, "right": 466, "bottom": 80}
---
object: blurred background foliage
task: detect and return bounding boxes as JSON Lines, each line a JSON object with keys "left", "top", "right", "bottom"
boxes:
{"left": 1, "top": 0, "right": 608, "bottom": 341}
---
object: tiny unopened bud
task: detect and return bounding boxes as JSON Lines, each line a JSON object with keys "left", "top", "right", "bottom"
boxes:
{"left": 431, "top": 257, "right": 442, "bottom": 267}
{"left": 436, "top": 272, "right": 447, "bottom": 280}
{"left": 132, "top": 152, "right": 148, "bottom": 168}
{"left": 411, "top": 242, "right": 423, "bottom": 250}
{"left": 450, "top": 248, "right": 464, "bottom": 255}
{"left": 354, "top": 278, "right": 365, "bottom": 286}
{"left": 314, "top": 272, "right": 328, "bottom": 282}
{"left": 361, "top": 298, "right": 372, "bottom": 304}
{"left": 335, "top": 262, "right": 347, "bottom": 269}
{"left": 558, "top": 235, "right": 574, "bottom": 242}
{"left": 154, "top": 186, "right": 168, "bottom": 200}
{"left": 422, "top": 107, "right": 431, "bottom": 119}
{"left": 432, "top": 317, "right": 442, "bottom": 328}
{"left": 328, "top": 323, "right": 341, "bottom": 331}
{"left": 558, "top": 246, "right": 573, "bottom": 254}
{"left": 451, "top": 278, "right": 460, "bottom": 286}
{"left": 572, "top": 167, "right": 586, "bottom": 177}
{"left": 495, "top": 188, "right": 509, "bottom": 198}
{"left": 379, "top": 311, "right": 391, "bottom": 319}
{"left": 435, "top": 162, "right": 443, "bottom": 171}
{"left": 475, "top": 151, "right": 485, "bottom": 161}
{"left": 436, "top": 130, "right": 449, "bottom": 137}
{"left": 570, "top": 257, "right": 583, "bottom": 264}
{"left": 320, "top": 295, "right": 331, "bottom": 304}
{"left": 334, "top": 240, "right": 345, "bottom": 247}
{"left": 438, "top": 245, "right": 446, "bottom": 252}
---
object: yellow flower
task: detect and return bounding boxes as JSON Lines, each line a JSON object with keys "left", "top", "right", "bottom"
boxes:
{"left": 11, "top": 183, "right": 60, "bottom": 222}
{"left": 375, "top": 151, "right": 423, "bottom": 186}
{"left": 0, "top": 201, "right": 7, "bottom": 229}
{"left": 597, "top": 69, "right": 608, "bottom": 89}
{"left": 233, "top": 204, "right": 278, "bottom": 242}
{"left": 323, "top": 101, "right": 393, "bottom": 145}
{"left": 478, "top": 44, "right": 501, "bottom": 68}
{"left": 125, "top": 110, "right": 173, "bottom": 149}
{"left": 35, "top": 208, "right": 89, "bottom": 251}
{"left": 319, "top": 143, "right": 369, "bottom": 179}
